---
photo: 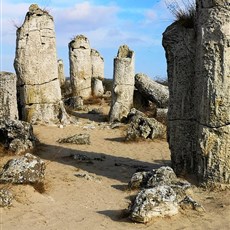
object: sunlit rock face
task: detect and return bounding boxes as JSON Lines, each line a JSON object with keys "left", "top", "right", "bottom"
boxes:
{"left": 14, "top": 4, "right": 68, "bottom": 124}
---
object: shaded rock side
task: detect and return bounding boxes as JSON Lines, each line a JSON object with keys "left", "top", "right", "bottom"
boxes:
{"left": 0, "top": 119, "right": 36, "bottom": 154}
{"left": 194, "top": 1, "right": 230, "bottom": 184}
{"left": 57, "top": 59, "right": 65, "bottom": 87}
{"left": 0, "top": 153, "right": 45, "bottom": 184}
{"left": 0, "top": 72, "right": 18, "bottom": 120}
{"left": 69, "top": 35, "right": 92, "bottom": 100}
{"left": 14, "top": 4, "right": 67, "bottom": 124}
{"left": 109, "top": 45, "right": 135, "bottom": 122}
{"left": 135, "top": 73, "right": 169, "bottom": 108}
{"left": 163, "top": 22, "right": 197, "bottom": 176}
{"left": 126, "top": 108, "right": 166, "bottom": 141}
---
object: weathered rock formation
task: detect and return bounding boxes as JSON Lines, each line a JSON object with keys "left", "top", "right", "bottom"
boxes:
{"left": 0, "top": 72, "right": 18, "bottom": 120}
{"left": 91, "top": 49, "right": 104, "bottom": 80}
{"left": 58, "top": 133, "right": 90, "bottom": 145}
{"left": 163, "top": 1, "right": 230, "bottom": 184}
{"left": 14, "top": 4, "right": 68, "bottom": 124}
{"left": 0, "top": 189, "right": 13, "bottom": 207}
{"left": 0, "top": 153, "right": 45, "bottom": 184}
{"left": 135, "top": 73, "right": 169, "bottom": 108}
{"left": 0, "top": 119, "right": 36, "bottom": 154}
{"left": 109, "top": 45, "right": 135, "bottom": 122}
{"left": 126, "top": 108, "right": 166, "bottom": 141}
{"left": 57, "top": 59, "right": 65, "bottom": 87}
{"left": 92, "top": 78, "right": 104, "bottom": 97}
{"left": 69, "top": 35, "right": 92, "bottom": 103}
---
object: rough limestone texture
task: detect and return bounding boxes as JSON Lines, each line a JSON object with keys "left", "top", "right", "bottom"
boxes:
{"left": 0, "top": 72, "right": 18, "bottom": 120}
{"left": 163, "top": 1, "right": 230, "bottom": 184}
{"left": 0, "top": 153, "right": 45, "bottom": 184}
{"left": 91, "top": 49, "right": 104, "bottom": 80}
{"left": 135, "top": 73, "right": 169, "bottom": 108}
{"left": 109, "top": 45, "right": 135, "bottom": 122}
{"left": 129, "top": 185, "right": 178, "bottom": 223}
{"left": 14, "top": 4, "right": 68, "bottom": 125}
{"left": 57, "top": 59, "right": 65, "bottom": 87}
{"left": 126, "top": 108, "right": 166, "bottom": 141}
{"left": 163, "top": 23, "right": 196, "bottom": 176}
{"left": 0, "top": 189, "right": 13, "bottom": 207}
{"left": 92, "top": 78, "right": 104, "bottom": 97}
{"left": 69, "top": 35, "right": 92, "bottom": 101}
{"left": 0, "top": 119, "right": 36, "bottom": 154}
{"left": 58, "top": 133, "right": 90, "bottom": 145}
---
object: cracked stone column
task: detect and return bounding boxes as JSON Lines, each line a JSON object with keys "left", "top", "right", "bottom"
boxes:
{"left": 69, "top": 35, "right": 92, "bottom": 106}
{"left": 57, "top": 59, "right": 65, "bottom": 88}
{"left": 194, "top": 0, "right": 230, "bottom": 184}
{"left": 109, "top": 45, "right": 135, "bottom": 122}
{"left": 0, "top": 72, "right": 18, "bottom": 120}
{"left": 163, "top": 1, "right": 230, "bottom": 185}
{"left": 163, "top": 23, "right": 196, "bottom": 176}
{"left": 14, "top": 4, "right": 69, "bottom": 124}
{"left": 91, "top": 49, "right": 104, "bottom": 96}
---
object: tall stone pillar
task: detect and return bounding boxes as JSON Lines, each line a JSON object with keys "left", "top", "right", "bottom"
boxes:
{"left": 0, "top": 72, "right": 18, "bottom": 120}
{"left": 163, "top": 23, "right": 196, "bottom": 176}
{"left": 57, "top": 59, "right": 65, "bottom": 87}
{"left": 194, "top": 0, "right": 230, "bottom": 184}
{"left": 109, "top": 45, "right": 135, "bottom": 122}
{"left": 69, "top": 35, "right": 92, "bottom": 103}
{"left": 14, "top": 4, "right": 68, "bottom": 124}
{"left": 91, "top": 49, "right": 104, "bottom": 96}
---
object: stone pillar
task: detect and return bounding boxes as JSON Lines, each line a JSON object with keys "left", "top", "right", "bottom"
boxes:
{"left": 69, "top": 35, "right": 92, "bottom": 102}
{"left": 57, "top": 59, "right": 65, "bottom": 87}
{"left": 14, "top": 4, "right": 68, "bottom": 124}
{"left": 91, "top": 49, "right": 104, "bottom": 96}
{"left": 0, "top": 72, "right": 18, "bottom": 120}
{"left": 163, "top": 1, "right": 230, "bottom": 185}
{"left": 163, "top": 23, "right": 196, "bottom": 176}
{"left": 109, "top": 45, "right": 135, "bottom": 122}
{"left": 194, "top": 0, "right": 230, "bottom": 184}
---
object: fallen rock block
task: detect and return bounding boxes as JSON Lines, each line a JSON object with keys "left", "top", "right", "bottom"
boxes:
{"left": 0, "top": 153, "right": 45, "bottom": 184}
{"left": 126, "top": 108, "right": 166, "bottom": 141}
{"left": 129, "top": 185, "right": 178, "bottom": 223}
{"left": 58, "top": 134, "right": 90, "bottom": 145}
{"left": 0, "top": 119, "right": 36, "bottom": 154}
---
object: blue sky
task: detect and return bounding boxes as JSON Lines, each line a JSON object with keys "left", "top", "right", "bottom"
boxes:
{"left": 1, "top": 0, "right": 175, "bottom": 79}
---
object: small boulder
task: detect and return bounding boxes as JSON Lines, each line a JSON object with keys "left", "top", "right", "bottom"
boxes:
{"left": 0, "top": 119, "right": 36, "bottom": 154}
{"left": 129, "top": 185, "right": 178, "bottom": 223}
{"left": 0, "top": 153, "right": 45, "bottom": 184}
{"left": 126, "top": 108, "right": 166, "bottom": 141}
{"left": 58, "top": 134, "right": 90, "bottom": 145}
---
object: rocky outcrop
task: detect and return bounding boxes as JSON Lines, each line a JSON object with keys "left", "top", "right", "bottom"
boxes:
{"left": 14, "top": 4, "right": 68, "bottom": 125}
{"left": 126, "top": 108, "right": 166, "bottom": 141}
{"left": 109, "top": 45, "right": 135, "bottom": 122}
{"left": 163, "top": 1, "right": 230, "bottom": 184}
{"left": 0, "top": 119, "right": 36, "bottom": 154}
{"left": 128, "top": 166, "right": 203, "bottom": 223}
{"left": 0, "top": 153, "right": 45, "bottom": 184}
{"left": 135, "top": 73, "right": 169, "bottom": 108}
{"left": 92, "top": 78, "right": 104, "bottom": 97}
{"left": 91, "top": 49, "right": 104, "bottom": 80}
{"left": 69, "top": 35, "right": 92, "bottom": 102}
{"left": 0, "top": 72, "right": 18, "bottom": 120}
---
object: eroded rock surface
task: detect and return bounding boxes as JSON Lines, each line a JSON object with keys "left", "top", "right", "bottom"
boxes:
{"left": 69, "top": 35, "right": 92, "bottom": 101}
{"left": 0, "top": 189, "right": 13, "bottom": 207}
{"left": 109, "top": 45, "right": 135, "bottom": 122}
{"left": 135, "top": 73, "right": 169, "bottom": 108}
{"left": 0, "top": 153, "right": 45, "bottom": 184}
{"left": 14, "top": 4, "right": 68, "bottom": 125}
{"left": 0, "top": 119, "right": 36, "bottom": 154}
{"left": 0, "top": 72, "right": 18, "bottom": 120}
{"left": 58, "top": 133, "right": 90, "bottom": 145}
{"left": 126, "top": 108, "right": 166, "bottom": 141}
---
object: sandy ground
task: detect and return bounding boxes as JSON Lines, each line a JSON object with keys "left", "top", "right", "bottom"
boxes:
{"left": 0, "top": 105, "right": 229, "bottom": 230}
